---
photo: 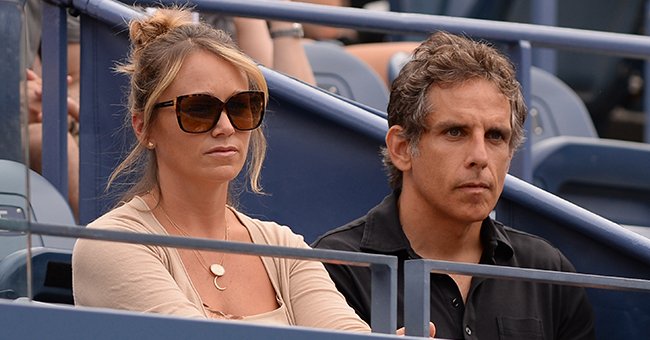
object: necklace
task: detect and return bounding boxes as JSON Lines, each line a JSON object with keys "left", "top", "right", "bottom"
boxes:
{"left": 159, "top": 205, "right": 230, "bottom": 291}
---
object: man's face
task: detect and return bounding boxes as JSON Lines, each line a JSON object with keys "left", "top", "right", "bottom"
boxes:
{"left": 400, "top": 78, "right": 513, "bottom": 225}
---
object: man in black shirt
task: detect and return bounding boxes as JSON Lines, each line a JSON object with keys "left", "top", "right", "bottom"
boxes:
{"left": 312, "top": 31, "right": 595, "bottom": 339}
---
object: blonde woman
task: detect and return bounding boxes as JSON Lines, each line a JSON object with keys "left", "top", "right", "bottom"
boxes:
{"left": 72, "top": 8, "right": 368, "bottom": 331}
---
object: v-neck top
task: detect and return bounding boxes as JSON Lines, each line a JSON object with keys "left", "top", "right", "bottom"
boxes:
{"left": 73, "top": 196, "right": 369, "bottom": 332}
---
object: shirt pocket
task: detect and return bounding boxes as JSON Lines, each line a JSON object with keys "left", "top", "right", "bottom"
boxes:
{"left": 497, "top": 316, "right": 544, "bottom": 340}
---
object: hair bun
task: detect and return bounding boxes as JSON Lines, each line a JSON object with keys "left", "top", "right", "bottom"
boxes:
{"left": 129, "top": 8, "right": 194, "bottom": 51}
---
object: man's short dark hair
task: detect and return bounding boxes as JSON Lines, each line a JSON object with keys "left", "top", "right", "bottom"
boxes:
{"left": 383, "top": 31, "right": 527, "bottom": 189}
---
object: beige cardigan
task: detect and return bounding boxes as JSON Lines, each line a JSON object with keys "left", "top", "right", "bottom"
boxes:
{"left": 73, "top": 196, "right": 369, "bottom": 332}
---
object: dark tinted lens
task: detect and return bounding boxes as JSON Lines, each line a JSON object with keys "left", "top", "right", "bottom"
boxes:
{"left": 178, "top": 95, "right": 224, "bottom": 133}
{"left": 225, "top": 92, "right": 265, "bottom": 130}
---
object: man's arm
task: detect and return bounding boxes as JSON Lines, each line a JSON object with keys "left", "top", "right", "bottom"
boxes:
{"left": 556, "top": 253, "right": 596, "bottom": 340}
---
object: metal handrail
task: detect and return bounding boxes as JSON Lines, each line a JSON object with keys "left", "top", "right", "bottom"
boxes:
{"left": 0, "top": 218, "right": 397, "bottom": 334}
{"left": 403, "top": 259, "right": 650, "bottom": 337}
{"left": 140, "top": 0, "right": 650, "bottom": 59}
{"left": 39, "top": 0, "right": 650, "bottom": 196}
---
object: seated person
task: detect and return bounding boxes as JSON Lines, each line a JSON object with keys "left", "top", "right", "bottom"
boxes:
{"left": 72, "top": 8, "right": 367, "bottom": 331}
{"left": 26, "top": 69, "right": 80, "bottom": 221}
{"left": 201, "top": 0, "right": 315, "bottom": 85}
{"left": 312, "top": 31, "right": 596, "bottom": 339}
{"left": 25, "top": 0, "right": 81, "bottom": 220}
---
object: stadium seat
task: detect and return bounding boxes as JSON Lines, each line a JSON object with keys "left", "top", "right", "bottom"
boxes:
{"left": 0, "top": 247, "right": 73, "bottom": 304}
{"left": 0, "top": 160, "right": 76, "bottom": 303}
{"left": 386, "top": 50, "right": 410, "bottom": 85}
{"left": 303, "top": 41, "right": 389, "bottom": 111}
{"left": 528, "top": 67, "right": 598, "bottom": 144}
{"left": 0, "top": 159, "right": 76, "bottom": 259}
{"left": 532, "top": 136, "right": 650, "bottom": 230}
{"left": 345, "top": 41, "right": 419, "bottom": 86}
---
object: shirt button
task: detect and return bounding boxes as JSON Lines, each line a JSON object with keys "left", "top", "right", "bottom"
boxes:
{"left": 465, "top": 325, "right": 472, "bottom": 336}
{"left": 451, "top": 297, "right": 460, "bottom": 308}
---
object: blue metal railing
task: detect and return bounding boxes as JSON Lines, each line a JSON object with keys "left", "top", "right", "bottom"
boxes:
{"left": 403, "top": 259, "right": 650, "bottom": 337}
{"left": 500, "top": 175, "right": 650, "bottom": 263}
{"left": 0, "top": 299, "right": 409, "bottom": 339}
{"left": 3, "top": 216, "right": 650, "bottom": 337}
{"left": 41, "top": 2, "right": 70, "bottom": 201}
{"left": 0, "top": 0, "right": 25, "bottom": 163}
{"left": 40, "top": 0, "right": 650, "bottom": 199}
{"left": 0, "top": 218, "right": 398, "bottom": 334}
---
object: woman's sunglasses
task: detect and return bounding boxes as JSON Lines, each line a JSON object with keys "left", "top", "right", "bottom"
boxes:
{"left": 153, "top": 91, "right": 265, "bottom": 133}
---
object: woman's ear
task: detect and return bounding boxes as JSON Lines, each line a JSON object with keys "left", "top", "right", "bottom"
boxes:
{"left": 132, "top": 112, "right": 147, "bottom": 144}
{"left": 385, "top": 125, "right": 412, "bottom": 172}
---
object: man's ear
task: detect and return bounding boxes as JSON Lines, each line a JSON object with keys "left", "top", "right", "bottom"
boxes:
{"left": 385, "top": 125, "right": 412, "bottom": 172}
{"left": 505, "top": 149, "right": 514, "bottom": 173}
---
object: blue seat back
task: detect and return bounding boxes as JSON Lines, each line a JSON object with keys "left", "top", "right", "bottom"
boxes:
{"left": 0, "top": 247, "right": 72, "bottom": 303}
{"left": 304, "top": 41, "right": 389, "bottom": 112}
{"left": 0, "top": 159, "right": 76, "bottom": 260}
{"left": 528, "top": 67, "right": 598, "bottom": 143}
{"left": 532, "top": 136, "right": 650, "bottom": 228}
{"left": 0, "top": 160, "right": 75, "bottom": 303}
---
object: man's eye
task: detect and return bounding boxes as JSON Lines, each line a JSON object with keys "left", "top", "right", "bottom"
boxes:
{"left": 487, "top": 130, "right": 504, "bottom": 140}
{"left": 447, "top": 128, "right": 462, "bottom": 137}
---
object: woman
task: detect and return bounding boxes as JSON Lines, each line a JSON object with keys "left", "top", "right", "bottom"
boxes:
{"left": 72, "top": 8, "right": 368, "bottom": 331}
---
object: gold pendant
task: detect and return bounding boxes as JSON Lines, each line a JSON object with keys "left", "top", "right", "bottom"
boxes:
{"left": 210, "top": 264, "right": 226, "bottom": 291}
{"left": 210, "top": 264, "right": 225, "bottom": 277}
{"left": 213, "top": 276, "right": 226, "bottom": 291}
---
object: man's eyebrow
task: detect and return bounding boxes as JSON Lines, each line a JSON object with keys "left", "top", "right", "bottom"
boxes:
{"left": 431, "top": 120, "right": 468, "bottom": 130}
{"left": 487, "top": 124, "right": 512, "bottom": 133}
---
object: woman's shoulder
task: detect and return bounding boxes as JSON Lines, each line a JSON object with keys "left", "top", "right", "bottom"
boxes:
{"left": 86, "top": 196, "right": 163, "bottom": 235}
{"left": 231, "top": 208, "right": 307, "bottom": 248}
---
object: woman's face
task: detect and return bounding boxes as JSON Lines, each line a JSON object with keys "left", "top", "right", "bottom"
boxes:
{"left": 148, "top": 50, "right": 253, "bottom": 187}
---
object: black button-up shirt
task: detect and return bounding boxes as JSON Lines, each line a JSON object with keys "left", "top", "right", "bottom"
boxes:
{"left": 312, "top": 192, "right": 595, "bottom": 340}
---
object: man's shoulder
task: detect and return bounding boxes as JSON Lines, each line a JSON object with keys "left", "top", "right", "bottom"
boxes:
{"left": 498, "top": 222, "right": 573, "bottom": 271}
{"left": 311, "top": 215, "right": 367, "bottom": 251}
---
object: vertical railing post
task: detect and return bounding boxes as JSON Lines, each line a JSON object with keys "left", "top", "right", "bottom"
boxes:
{"left": 644, "top": 0, "right": 650, "bottom": 143}
{"left": 508, "top": 40, "right": 533, "bottom": 182}
{"left": 0, "top": 0, "right": 25, "bottom": 163}
{"left": 531, "top": 0, "right": 557, "bottom": 75}
{"left": 403, "top": 260, "right": 430, "bottom": 337}
{"left": 40, "top": 1, "right": 69, "bottom": 199}
{"left": 369, "top": 261, "right": 397, "bottom": 334}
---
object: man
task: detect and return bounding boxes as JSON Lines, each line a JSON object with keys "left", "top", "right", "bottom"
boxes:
{"left": 312, "top": 31, "right": 595, "bottom": 339}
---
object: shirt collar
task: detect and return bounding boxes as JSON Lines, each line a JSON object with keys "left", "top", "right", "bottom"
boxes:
{"left": 479, "top": 218, "right": 515, "bottom": 264}
{"left": 360, "top": 191, "right": 515, "bottom": 262}
{"left": 360, "top": 191, "right": 414, "bottom": 255}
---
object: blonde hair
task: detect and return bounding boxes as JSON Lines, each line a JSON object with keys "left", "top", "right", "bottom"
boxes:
{"left": 109, "top": 8, "right": 268, "bottom": 202}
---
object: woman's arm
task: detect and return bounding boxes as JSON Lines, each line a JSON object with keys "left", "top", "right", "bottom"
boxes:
{"left": 268, "top": 20, "right": 316, "bottom": 85}
{"left": 233, "top": 17, "right": 273, "bottom": 67}
{"left": 72, "top": 222, "right": 206, "bottom": 318}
